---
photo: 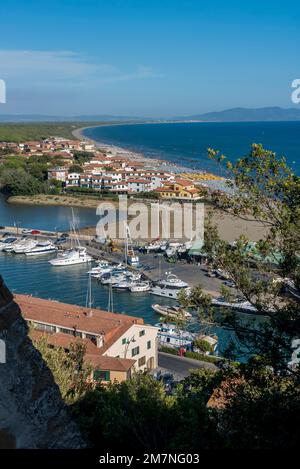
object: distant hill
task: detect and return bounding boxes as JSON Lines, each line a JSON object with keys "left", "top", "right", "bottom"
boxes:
{"left": 1, "top": 107, "right": 300, "bottom": 123}
{"left": 0, "top": 114, "right": 147, "bottom": 123}
{"left": 187, "top": 107, "right": 300, "bottom": 122}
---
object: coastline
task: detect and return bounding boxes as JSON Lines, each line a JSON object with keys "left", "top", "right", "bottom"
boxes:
{"left": 7, "top": 194, "right": 105, "bottom": 209}
{"left": 72, "top": 123, "right": 212, "bottom": 175}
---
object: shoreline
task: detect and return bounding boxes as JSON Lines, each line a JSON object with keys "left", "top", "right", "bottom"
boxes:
{"left": 72, "top": 123, "right": 224, "bottom": 177}
{"left": 7, "top": 194, "right": 105, "bottom": 209}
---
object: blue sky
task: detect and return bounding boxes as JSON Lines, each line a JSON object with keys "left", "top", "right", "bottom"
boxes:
{"left": 0, "top": 0, "right": 299, "bottom": 116}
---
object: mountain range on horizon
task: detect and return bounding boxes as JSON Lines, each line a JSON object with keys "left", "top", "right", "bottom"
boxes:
{"left": 1, "top": 107, "right": 300, "bottom": 123}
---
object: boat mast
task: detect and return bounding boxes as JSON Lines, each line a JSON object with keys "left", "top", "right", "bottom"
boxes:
{"left": 86, "top": 272, "right": 93, "bottom": 312}
{"left": 107, "top": 272, "right": 114, "bottom": 313}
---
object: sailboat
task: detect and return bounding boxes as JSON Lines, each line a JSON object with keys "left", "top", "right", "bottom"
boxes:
{"left": 49, "top": 209, "right": 93, "bottom": 266}
{"left": 124, "top": 223, "right": 140, "bottom": 267}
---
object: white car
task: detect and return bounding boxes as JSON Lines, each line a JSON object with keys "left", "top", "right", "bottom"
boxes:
{"left": 21, "top": 229, "right": 31, "bottom": 234}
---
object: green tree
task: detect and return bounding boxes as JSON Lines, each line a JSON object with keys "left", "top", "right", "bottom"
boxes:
{"left": 31, "top": 334, "right": 92, "bottom": 404}
{"left": 183, "top": 144, "right": 300, "bottom": 372}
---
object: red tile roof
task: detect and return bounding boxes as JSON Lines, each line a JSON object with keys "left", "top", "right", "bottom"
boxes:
{"left": 16, "top": 294, "right": 143, "bottom": 354}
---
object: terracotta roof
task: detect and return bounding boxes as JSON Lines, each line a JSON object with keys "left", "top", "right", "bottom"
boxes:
{"left": 16, "top": 294, "right": 143, "bottom": 354}
{"left": 127, "top": 179, "right": 150, "bottom": 184}
{"left": 85, "top": 354, "right": 135, "bottom": 372}
{"left": 31, "top": 330, "right": 135, "bottom": 372}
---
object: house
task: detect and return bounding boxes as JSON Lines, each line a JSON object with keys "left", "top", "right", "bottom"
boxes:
{"left": 66, "top": 172, "right": 81, "bottom": 187}
{"left": 127, "top": 178, "right": 152, "bottom": 193}
{"left": 16, "top": 294, "right": 158, "bottom": 384}
{"left": 47, "top": 167, "right": 68, "bottom": 182}
{"left": 155, "top": 178, "right": 202, "bottom": 200}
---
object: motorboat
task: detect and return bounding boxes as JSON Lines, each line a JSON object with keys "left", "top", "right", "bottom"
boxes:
{"left": 144, "top": 240, "right": 163, "bottom": 252}
{"left": 155, "top": 322, "right": 196, "bottom": 349}
{"left": 0, "top": 237, "right": 18, "bottom": 251}
{"left": 151, "top": 273, "right": 191, "bottom": 299}
{"left": 113, "top": 272, "right": 142, "bottom": 289}
{"left": 165, "top": 242, "right": 181, "bottom": 258}
{"left": 13, "top": 239, "right": 38, "bottom": 254}
{"left": 152, "top": 303, "right": 192, "bottom": 320}
{"left": 129, "top": 282, "right": 151, "bottom": 292}
{"left": 100, "top": 272, "right": 127, "bottom": 285}
{"left": 49, "top": 247, "right": 93, "bottom": 266}
{"left": 25, "top": 241, "right": 58, "bottom": 256}
{"left": 211, "top": 297, "right": 258, "bottom": 313}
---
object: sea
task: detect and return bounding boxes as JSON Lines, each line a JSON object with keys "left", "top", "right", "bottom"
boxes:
{"left": 84, "top": 121, "right": 300, "bottom": 175}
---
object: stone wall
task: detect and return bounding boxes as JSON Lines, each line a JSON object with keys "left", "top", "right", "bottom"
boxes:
{"left": 0, "top": 276, "right": 85, "bottom": 448}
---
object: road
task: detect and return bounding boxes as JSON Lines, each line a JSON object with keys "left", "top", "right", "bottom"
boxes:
{"left": 158, "top": 351, "right": 218, "bottom": 381}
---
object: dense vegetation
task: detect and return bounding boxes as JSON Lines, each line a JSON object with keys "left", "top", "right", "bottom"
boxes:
{"left": 0, "top": 122, "right": 96, "bottom": 142}
{"left": 0, "top": 154, "right": 60, "bottom": 195}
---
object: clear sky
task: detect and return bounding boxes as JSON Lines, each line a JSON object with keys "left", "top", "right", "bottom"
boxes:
{"left": 0, "top": 0, "right": 299, "bottom": 116}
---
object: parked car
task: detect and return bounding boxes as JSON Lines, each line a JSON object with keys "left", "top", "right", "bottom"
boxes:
{"left": 22, "top": 229, "right": 31, "bottom": 234}
{"left": 55, "top": 237, "right": 67, "bottom": 245}
{"left": 31, "top": 230, "right": 41, "bottom": 235}
{"left": 61, "top": 233, "right": 69, "bottom": 238}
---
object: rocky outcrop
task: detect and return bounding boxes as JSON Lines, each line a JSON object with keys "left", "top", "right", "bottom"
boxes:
{"left": 0, "top": 276, "right": 85, "bottom": 448}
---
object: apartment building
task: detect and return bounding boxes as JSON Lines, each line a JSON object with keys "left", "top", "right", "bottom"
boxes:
{"left": 17, "top": 294, "right": 158, "bottom": 383}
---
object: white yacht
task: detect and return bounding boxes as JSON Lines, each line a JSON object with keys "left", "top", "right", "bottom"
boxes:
{"left": 0, "top": 237, "right": 18, "bottom": 251}
{"left": 3, "top": 237, "right": 28, "bottom": 253}
{"left": 144, "top": 240, "right": 163, "bottom": 252}
{"left": 13, "top": 239, "right": 38, "bottom": 254}
{"left": 152, "top": 303, "right": 192, "bottom": 320}
{"left": 49, "top": 247, "right": 93, "bottom": 266}
{"left": 100, "top": 272, "right": 127, "bottom": 285}
{"left": 25, "top": 241, "right": 57, "bottom": 256}
{"left": 130, "top": 282, "right": 151, "bottom": 292}
{"left": 211, "top": 297, "right": 258, "bottom": 314}
{"left": 151, "top": 273, "right": 191, "bottom": 299}
{"left": 155, "top": 322, "right": 196, "bottom": 349}
{"left": 113, "top": 273, "right": 142, "bottom": 289}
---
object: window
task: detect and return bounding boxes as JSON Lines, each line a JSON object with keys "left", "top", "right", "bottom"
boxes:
{"left": 93, "top": 370, "right": 110, "bottom": 382}
{"left": 138, "top": 356, "right": 146, "bottom": 367}
{"left": 147, "top": 340, "right": 151, "bottom": 350}
{"left": 139, "top": 330, "right": 145, "bottom": 337}
{"left": 122, "top": 338, "right": 127, "bottom": 345}
{"left": 131, "top": 346, "right": 140, "bottom": 357}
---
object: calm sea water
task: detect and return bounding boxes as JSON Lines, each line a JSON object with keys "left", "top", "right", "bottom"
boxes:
{"left": 0, "top": 195, "right": 98, "bottom": 231}
{"left": 84, "top": 121, "right": 300, "bottom": 175}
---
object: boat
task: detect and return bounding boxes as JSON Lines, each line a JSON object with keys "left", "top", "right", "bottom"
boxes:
{"left": 211, "top": 297, "right": 258, "bottom": 313}
{"left": 130, "top": 282, "right": 151, "bottom": 292}
{"left": 152, "top": 303, "right": 192, "bottom": 320}
{"left": 113, "top": 278, "right": 137, "bottom": 289}
{"left": 12, "top": 239, "right": 38, "bottom": 254}
{"left": 151, "top": 273, "right": 191, "bottom": 299}
{"left": 0, "top": 237, "right": 18, "bottom": 251}
{"left": 100, "top": 272, "right": 127, "bottom": 285}
{"left": 155, "top": 322, "right": 196, "bottom": 349}
{"left": 49, "top": 247, "right": 93, "bottom": 266}
{"left": 165, "top": 242, "right": 181, "bottom": 258}
{"left": 113, "top": 272, "right": 142, "bottom": 289}
{"left": 144, "top": 239, "right": 163, "bottom": 252}
{"left": 124, "top": 224, "right": 140, "bottom": 267}
{"left": 49, "top": 210, "right": 93, "bottom": 266}
{"left": 25, "top": 241, "right": 58, "bottom": 256}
